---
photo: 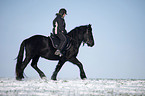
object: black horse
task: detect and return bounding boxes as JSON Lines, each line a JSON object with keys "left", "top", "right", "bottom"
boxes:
{"left": 16, "top": 24, "right": 94, "bottom": 80}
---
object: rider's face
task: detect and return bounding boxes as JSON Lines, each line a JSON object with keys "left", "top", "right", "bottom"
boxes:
{"left": 62, "top": 14, "right": 66, "bottom": 18}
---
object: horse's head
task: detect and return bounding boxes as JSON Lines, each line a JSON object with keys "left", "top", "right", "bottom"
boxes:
{"left": 68, "top": 24, "right": 94, "bottom": 47}
{"left": 83, "top": 24, "right": 94, "bottom": 47}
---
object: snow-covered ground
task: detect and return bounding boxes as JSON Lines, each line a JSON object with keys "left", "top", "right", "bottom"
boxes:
{"left": 0, "top": 78, "right": 145, "bottom": 96}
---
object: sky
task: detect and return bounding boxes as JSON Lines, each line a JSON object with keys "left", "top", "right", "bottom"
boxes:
{"left": 0, "top": 0, "right": 145, "bottom": 79}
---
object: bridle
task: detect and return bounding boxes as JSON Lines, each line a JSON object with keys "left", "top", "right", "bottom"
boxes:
{"left": 83, "top": 26, "right": 90, "bottom": 46}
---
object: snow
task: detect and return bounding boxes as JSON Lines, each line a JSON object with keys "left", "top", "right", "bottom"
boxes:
{"left": 0, "top": 78, "right": 145, "bottom": 96}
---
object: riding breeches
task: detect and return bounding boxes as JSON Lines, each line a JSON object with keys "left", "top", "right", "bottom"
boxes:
{"left": 56, "top": 32, "right": 67, "bottom": 52}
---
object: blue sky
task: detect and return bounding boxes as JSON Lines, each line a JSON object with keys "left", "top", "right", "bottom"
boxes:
{"left": 0, "top": 0, "right": 145, "bottom": 79}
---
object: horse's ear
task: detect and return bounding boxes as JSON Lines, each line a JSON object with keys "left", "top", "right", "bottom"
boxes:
{"left": 89, "top": 24, "right": 92, "bottom": 26}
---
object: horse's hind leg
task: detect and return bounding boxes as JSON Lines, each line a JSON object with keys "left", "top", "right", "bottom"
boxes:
{"left": 31, "top": 56, "right": 46, "bottom": 79}
{"left": 18, "top": 55, "right": 31, "bottom": 80}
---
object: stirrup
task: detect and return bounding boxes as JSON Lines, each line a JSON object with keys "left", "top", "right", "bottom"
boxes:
{"left": 55, "top": 50, "right": 61, "bottom": 55}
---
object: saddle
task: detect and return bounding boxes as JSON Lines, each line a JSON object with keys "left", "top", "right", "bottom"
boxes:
{"left": 49, "top": 33, "right": 71, "bottom": 50}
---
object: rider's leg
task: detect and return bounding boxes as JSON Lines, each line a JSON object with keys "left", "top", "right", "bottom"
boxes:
{"left": 55, "top": 33, "right": 67, "bottom": 56}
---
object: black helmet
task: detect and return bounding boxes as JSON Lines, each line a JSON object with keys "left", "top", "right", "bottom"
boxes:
{"left": 59, "top": 8, "right": 67, "bottom": 15}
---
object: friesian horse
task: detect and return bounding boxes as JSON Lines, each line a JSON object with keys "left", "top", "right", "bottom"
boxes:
{"left": 16, "top": 24, "right": 94, "bottom": 80}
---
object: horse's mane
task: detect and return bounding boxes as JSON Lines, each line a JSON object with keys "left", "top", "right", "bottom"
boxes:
{"left": 67, "top": 25, "right": 87, "bottom": 39}
{"left": 67, "top": 27, "right": 79, "bottom": 38}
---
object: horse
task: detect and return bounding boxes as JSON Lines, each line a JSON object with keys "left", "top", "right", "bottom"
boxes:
{"left": 16, "top": 24, "right": 94, "bottom": 80}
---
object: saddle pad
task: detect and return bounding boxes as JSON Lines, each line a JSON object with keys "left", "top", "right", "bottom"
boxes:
{"left": 50, "top": 35, "right": 60, "bottom": 49}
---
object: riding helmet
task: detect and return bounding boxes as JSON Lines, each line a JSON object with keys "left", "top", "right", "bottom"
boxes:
{"left": 59, "top": 8, "right": 67, "bottom": 15}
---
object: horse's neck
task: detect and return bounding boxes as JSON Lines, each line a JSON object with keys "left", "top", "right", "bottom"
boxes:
{"left": 69, "top": 31, "right": 83, "bottom": 48}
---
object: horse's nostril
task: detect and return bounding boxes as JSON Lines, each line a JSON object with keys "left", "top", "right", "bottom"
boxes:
{"left": 88, "top": 40, "right": 94, "bottom": 47}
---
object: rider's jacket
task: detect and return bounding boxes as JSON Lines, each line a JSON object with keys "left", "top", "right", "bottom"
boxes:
{"left": 53, "top": 14, "right": 67, "bottom": 35}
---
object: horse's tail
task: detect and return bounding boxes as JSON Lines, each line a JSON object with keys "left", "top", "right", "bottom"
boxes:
{"left": 15, "top": 40, "right": 25, "bottom": 80}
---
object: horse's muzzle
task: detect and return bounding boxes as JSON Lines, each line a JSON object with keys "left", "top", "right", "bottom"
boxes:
{"left": 87, "top": 40, "right": 94, "bottom": 47}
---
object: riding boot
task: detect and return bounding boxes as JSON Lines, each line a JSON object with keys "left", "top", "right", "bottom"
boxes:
{"left": 55, "top": 33, "right": 67, "bottom": 56}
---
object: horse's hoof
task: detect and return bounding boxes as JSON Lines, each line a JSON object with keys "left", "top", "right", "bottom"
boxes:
{"left": 51, "top": 78, "right": 57, "bottom": 81}
{"left": 51, "top": 77, "right": 57, "bottom": 81}
{"left": 81, "top": 76, "right": 87, "bottom": 80}
{"left": 82, "top": 78, "right": 87, "bottom": 80}
{"left": 41, "top": 77, "right": 47, "bottom": 80}
{"left": 16, "top": 77, "right": 22, "bottom": 81}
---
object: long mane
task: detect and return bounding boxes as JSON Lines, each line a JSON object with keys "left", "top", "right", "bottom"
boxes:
{"left": 67, "top": 27, "right": 79, "bottom": 38}
{"left": 67, "top": 25, "right": 86, "bottom": 39}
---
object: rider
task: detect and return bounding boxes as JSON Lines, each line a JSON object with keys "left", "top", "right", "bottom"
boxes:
{"left": 52, "top": 8, "right": 68, "bottom": 56}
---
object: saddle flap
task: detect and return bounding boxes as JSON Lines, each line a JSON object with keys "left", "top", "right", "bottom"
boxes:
{"left": 50, "top": 33, "right": 71, "bottom": 50}
{"left": 50, "top": 33, "right": 60, "bottom": 49}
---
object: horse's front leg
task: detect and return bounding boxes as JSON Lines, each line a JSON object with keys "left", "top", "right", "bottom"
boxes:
{"left": 51, "top": 60, "right": 66, "bottom": 80}
{"left": 69, "top": 57, "right": 87, "bottom": 79}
